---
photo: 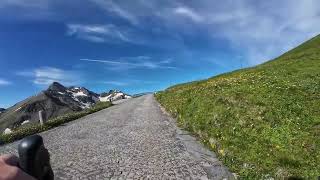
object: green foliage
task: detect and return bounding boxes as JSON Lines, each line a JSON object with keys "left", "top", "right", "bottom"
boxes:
{"left": 155, "top": 34, "right": 320, "bottom": 178}
{"left": 0, "top": 102, "right": 112, "bottom": 144}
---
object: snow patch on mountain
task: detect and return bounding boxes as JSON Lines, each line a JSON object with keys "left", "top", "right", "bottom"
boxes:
{"left": 73, "top": 91, "right": 88, "bottom": 97}
{"left": 14, "top": 107, "right": 22, "bottom": 112}
{"left": 99, "top": 96, "right": 111, "bottom": 102}
{"left": 99, "top": 90, "right": 132, "bottom": 102}
{"left": 3, "top": 128, "right": 12, "bottom": 135}
{"left": 21, "top": 120, "right": 30, "bottom": 125}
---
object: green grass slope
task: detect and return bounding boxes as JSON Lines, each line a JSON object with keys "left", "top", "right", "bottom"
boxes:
{"left": 156, "top": 35, "right": 320, "bottom": 178}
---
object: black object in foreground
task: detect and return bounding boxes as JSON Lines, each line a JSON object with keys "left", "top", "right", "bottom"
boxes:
{"left": 18, "top": 135, "right": 54, "bottom": 180}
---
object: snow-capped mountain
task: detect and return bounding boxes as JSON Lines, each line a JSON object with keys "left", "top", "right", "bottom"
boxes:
{"left": 0, "top": 108, "right": 5, "bottom": 114}
{"left": 66, "top": 86, "right": 100, "bottom": 108}
{"left": 45, "top": 82, "right": 100, "bottom": 109}
{"left": 99, "top": 90, "right": 132, "bottom": 102}
{"left": 0, "top": 82, "right": 131, "bottom": 133}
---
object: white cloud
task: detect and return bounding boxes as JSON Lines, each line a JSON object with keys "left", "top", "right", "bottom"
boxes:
{"left": 91, "top": 0, "right": 139, "bottom": 25}
{"left": 79, "top": 35, "right": 106, "bottom": 43}
{"left": 17, "top": 67, "right": 81, "bottom": 86}
{"left": 210, "top": 0, "right": 320, "bottom": 64}
{"left": 80, "top": 58, "right": 176, "bottom": 70}
{"left": 102, "top": 81, "right": 129, "bottom": 86}
{"left": 88, "top": 0, "right": 320, "bottom": 65}
{"left": 66, "top": 24, "right": 131, "bottom": 43}
{"left": 0, "top": 79, "right": 11, "bottom": 85}
{"left": 0, "top": 0, "right": 53, "bottom": 21}
{"left": 173, "top": 7, "right": 204, "bottom": 23}
{"left": 101, "top": 79, "right": 157, "bottom": 86}
{"left": 2, "top": 0, "right": 320, "bottom": 66}
{"left": 158, "top": 0, "right": 320, "bottom": 65}
{"left": 67, "top": 24, "right": 110, "bottom": 35}
{"left": 0, "top": 0, "right": 49, "bottom": 9}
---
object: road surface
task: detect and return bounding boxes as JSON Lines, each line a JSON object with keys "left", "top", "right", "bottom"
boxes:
{"left": 0, "top": 94, "right": 233, "bottom": 179}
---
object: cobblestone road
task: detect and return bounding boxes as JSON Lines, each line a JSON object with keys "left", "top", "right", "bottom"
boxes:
{"left": 0, "top": 95, "right": 233, "bottom": 179}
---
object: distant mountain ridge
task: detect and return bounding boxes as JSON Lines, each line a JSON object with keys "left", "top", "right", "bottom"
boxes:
{"left": 132, "top": 92, "right": 153, "bottom": 97}
{"left": 0, "top": 82, "right": 131, "bottom": 133}
{"left": 99, "top": 90, "right": 131, "bottom": 102}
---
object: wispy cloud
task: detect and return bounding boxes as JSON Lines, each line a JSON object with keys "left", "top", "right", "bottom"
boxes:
{"left": 86, "top": 0, "right": 320, "bottom": 65}
{"left": 173, "top": 7, "right": 204, "bottom": 23}
{"left": 0, "top": 0, "right": 49, "bottom": 9}
{"left": 102, "top": 81, "right": 129, "bottom": 86}
{"left": 0, "top": 0, "right": 54, "bottom": 21}
{"left": 66, "top": 24, "right": 131, "bottom": 43}
{"left": 101, "top": 79, "right": 158, "bottom": 87}
{"left": 17, "top": 67, "right": 82, "bottom": 86}
{"left": 0, "top": 78, "right": 11, "bottom": 86}
{"left": 80, "top": 58, "right": 176, "bottom": 70}
{"left": 91, "top": 0, "right": 139, "bottom": 25}
{"left": 170, "top": 0, "right": 320, "bottom": 64}
{"left": 2, "top": 0, "right": 320, "bottom": 67}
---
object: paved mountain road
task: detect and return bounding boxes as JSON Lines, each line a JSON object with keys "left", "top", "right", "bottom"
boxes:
{"left": 0, "top": 95, "right": 233, "bottom": 179}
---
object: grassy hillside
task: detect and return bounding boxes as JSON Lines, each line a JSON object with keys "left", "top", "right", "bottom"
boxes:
{"left": 156, "top": 35, "right": 320, "bottom": 178}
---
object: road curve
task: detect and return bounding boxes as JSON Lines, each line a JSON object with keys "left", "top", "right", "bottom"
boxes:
{"left": 0, "top": 94, "right": 233, "bottom": 179}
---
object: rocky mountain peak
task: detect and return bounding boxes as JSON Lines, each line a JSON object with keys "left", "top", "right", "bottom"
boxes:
{"left": 48, "top": 82, "right": 67, "bottom": 92}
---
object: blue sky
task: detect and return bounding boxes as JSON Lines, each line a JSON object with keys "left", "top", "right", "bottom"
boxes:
{"left": 0, "top": 0, "right": 319, "bottom": 108}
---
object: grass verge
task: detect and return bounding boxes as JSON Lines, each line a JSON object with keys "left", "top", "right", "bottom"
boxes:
{"left": 155, "top": 35, "right": 320, "bottom": 178}
{"left": 0, "top": 102, "right": 112, "bottom": 145}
